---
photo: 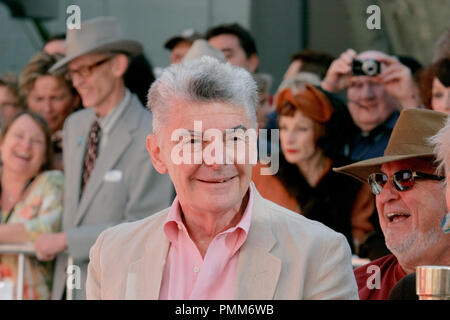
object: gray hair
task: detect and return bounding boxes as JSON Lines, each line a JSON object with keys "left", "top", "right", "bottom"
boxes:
{"left": 429, "top": 115, "right": 450, "bottom": 175}
{"left": 147, "top": 56, "right": 258, "bottom": 136}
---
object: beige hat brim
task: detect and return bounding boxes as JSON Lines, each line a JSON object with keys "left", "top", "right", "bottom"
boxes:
{"left": 333, "top": 152, "right": 435, "bottom": 183}
{"left": 50, "top": 39, "right": 142, "bottom": 72}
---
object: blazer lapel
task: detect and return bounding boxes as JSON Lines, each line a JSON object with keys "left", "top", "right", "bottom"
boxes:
{"left": 125, "top": 224, "right": 170, "bottom": 299}
{"left": 74, "top": 96, "right": 141, "bottom": 226}
{"left": 233, "top": 186, "right": 281, "bottom": 300}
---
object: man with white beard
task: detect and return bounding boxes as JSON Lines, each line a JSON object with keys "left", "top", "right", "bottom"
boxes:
{"left": 335, "top": 108, "right": 450, "bottom": 300}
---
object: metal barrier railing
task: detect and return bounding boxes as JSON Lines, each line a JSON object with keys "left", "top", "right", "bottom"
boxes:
{"left": 0, "top": 243, "right": 73, "bottom": 300}
{"left": 0, "top": 244, "right": 369, "bottom": 299}
{"left": 0, "top": 243, "right": 36, "bottom": 300}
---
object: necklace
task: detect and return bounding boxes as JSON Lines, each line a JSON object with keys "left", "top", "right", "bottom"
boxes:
{"left": 1, "top": 175, "right": 37, "bottom": 224}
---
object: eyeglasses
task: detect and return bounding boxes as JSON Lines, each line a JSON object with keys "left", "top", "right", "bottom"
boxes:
{"left": 368, "top": 170, "right": 444, "bottom": 195}
{"left": 66, "top": 57, "right": 112, "bottom": 80}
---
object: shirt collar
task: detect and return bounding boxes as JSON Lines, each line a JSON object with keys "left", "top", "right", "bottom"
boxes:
{"left": 96, "top": 89, "right": 131, "bottom": 135}
{"left": 383, "top": 111, "right": 399, "bottom": 130}
{"left": 163, "top": 185, "right": 254, "bottom": 244}
{"left": 358, "top": 110, "right": 399, "bottom": 139}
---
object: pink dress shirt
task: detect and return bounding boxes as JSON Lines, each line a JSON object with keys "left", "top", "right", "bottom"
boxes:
{"left": 158, "top": 187, "right": 254, "bottom": 300}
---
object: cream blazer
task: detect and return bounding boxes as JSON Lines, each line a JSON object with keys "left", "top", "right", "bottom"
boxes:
{"left": 86, "top": 185, "right": 358, "bottom": 300}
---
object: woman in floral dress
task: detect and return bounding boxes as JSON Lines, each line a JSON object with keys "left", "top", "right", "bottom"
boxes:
{"left": 0, "top": 111, "right": 63, "bottom": 299}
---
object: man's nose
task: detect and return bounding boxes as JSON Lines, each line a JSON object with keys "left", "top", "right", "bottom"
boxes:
{"left": 202, "top": 144, "right": 226, "bottom": 169}
{"left": 361, "top": 82, "right": 376, "bottom": 100}
{"left": 376, "top": 178, "right": 400, "bottom": 204}
{"left": 70, "top": 72, "right": 83, "bottom": 88}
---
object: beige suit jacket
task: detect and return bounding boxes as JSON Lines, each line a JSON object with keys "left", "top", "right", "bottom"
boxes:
{"left": 86, "top": 185, "right": 358, "bottom": 300}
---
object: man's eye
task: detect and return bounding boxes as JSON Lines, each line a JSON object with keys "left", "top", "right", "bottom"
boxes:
{"left": 227, "top": 134, "right": 245, "bottom": 142}
{"left": 189, "top": 138, "right": 201, "bottom": 144}
{"left": 350, "top": 82, "right": 362, "bottom": 89}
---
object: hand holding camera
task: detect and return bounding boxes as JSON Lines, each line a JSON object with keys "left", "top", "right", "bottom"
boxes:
{"left": 322, "top": 49, "right": 421, "bottom": 108}
{"left": 373, "top": 55, "right": 421, "bottom": 109}
{"left": 321, "top": 48, "right": 356, "bottom": 92}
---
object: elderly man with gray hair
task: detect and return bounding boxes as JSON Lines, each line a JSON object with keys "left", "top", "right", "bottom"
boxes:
{"left": 430, "top": 116, "right": 450, "bottom": 233}
{"left": 86, "top": 56, "right": 358, "bottom": 300}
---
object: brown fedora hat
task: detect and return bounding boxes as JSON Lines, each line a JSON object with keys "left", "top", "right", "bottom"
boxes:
{"left": 334, "top": 108, "right": 448, "bottom": 183}
{"left": 50, "top": 17, "right": 142, "bottom": 72}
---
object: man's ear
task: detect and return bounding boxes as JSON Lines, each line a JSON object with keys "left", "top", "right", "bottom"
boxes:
{"left": 146, "top": 134, "right": 168, "bottom": 174}
{"left": 248, "top": 54, "right": 260, "bottom": 73}
{"left": 112, "top": 53, "right": 129, "bottom": 78}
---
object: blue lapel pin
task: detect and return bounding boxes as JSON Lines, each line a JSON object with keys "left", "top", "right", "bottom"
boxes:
{"left": 77, "top": 136, "right": 84, "bottom": 146}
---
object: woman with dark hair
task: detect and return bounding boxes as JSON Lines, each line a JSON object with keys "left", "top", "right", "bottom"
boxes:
{"left": 0, "top": 111, "right": 63, "bottom": 299}
{"left": 252, "top": 85, "right": 375, "bottom": 253}
{"left": 419, "top": 58, "right": 450, "bottom": 114}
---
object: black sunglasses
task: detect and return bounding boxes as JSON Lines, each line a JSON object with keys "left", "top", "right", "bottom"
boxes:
{"left": 368, "top": 170, "right": 445, "bottom": 195}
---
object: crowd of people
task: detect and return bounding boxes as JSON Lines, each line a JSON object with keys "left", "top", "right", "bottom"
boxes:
{"left": 0, "top": 15, "right": 449, "bottom": 300}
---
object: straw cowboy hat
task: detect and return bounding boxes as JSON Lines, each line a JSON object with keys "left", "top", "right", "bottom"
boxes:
{"left": 50, "top": 16, "right": 142, "bottom": 71}
{"left": 181, "top": 39, "right": 226, "bottom": 63}
{"left": 334, "top": 108, "right": 448, "bottom": 183}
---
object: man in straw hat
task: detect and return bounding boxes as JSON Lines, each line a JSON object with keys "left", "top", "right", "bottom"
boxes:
{"left": 33, "top": 17, "right": 173, "bottom": 300}
{"left": 334, "top": 108, "right": 450, "bottom": 300}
